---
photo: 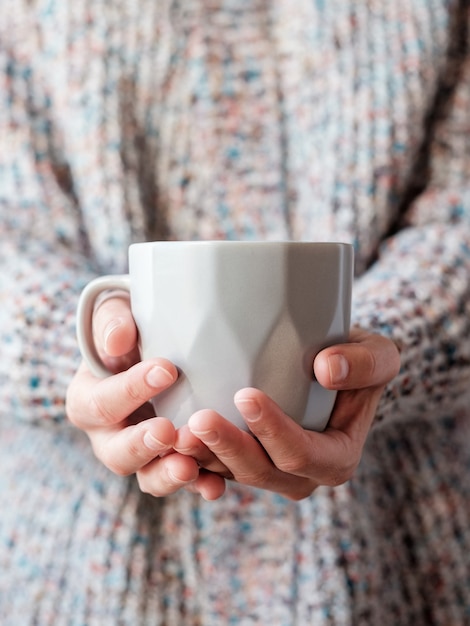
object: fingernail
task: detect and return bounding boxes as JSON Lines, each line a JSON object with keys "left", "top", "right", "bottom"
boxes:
{"left": 143, "top": 430, "right": 165, "bottom": 451}
{"left": 328, "top": 354, "right": 349, "bottom": 384}
{"left": 145, "top": 365, "right": 175, "bottom": 388}
{"left": 104, "top": 318, "right": 123, "bottom": 352}
{"left": 234, "top": 397, "right": 261, "bottom": 422}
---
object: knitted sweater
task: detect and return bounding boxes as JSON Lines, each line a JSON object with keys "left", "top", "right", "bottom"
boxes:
{"left": 1, "top": 1, "right": 470, "bottom": 624}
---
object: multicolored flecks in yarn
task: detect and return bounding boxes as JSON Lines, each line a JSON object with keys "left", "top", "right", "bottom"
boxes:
{"left": 1, "top": 0, "right": 469, "bottom": 624}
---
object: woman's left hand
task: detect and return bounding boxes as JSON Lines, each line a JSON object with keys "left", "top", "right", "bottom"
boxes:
{"left": 175, "top": 328, "right": 400, "bottom": 500}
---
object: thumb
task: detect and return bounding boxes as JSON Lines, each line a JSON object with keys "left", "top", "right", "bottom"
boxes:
{"left": 313, "top": 328, "right": 401, "bottom": 391}
{"left": 92, "top": 293, "right": 140, "bottom": 373}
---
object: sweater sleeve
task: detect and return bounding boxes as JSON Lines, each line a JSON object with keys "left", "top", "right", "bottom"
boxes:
{"left": 0, "top": 218, "right": 98, "bottom": 426}
{"left": 0, "top": 41, "right": 98, "bottom": 426}
{"left": 353, "top": 24, "right": 470, "bottom": 424}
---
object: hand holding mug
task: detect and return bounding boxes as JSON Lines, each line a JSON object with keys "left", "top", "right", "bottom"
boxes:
{"left": 66, "top": 292, "right": 228, "bottom": 500}
{"left": 67, "top": 240, "right": 399, "bottom": 501}
{"left": 173, "top": 327, "right": 400, "bottom": 500}
{"left": 67, "top": 293, "right": 399, "bottom": 501}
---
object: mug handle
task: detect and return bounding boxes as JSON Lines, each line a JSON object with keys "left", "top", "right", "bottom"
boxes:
{"left": 76, "top": 275, "right": 131, "bottom": 378}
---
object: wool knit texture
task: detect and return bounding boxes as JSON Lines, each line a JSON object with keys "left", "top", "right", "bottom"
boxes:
{"left": 1, "top": 1, "right": 470, "bottom": 624}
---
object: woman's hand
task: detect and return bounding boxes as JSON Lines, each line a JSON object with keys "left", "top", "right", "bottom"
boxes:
{"left": 67, "top": 296, "right": 400, "bottom": 502}
{"left": 66, "top": 293, "right": 226, "bottom": 500}
{"left": 178, "top": 328, "right": 401, "bottom": 501}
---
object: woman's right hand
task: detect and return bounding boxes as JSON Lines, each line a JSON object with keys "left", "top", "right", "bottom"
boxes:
{"left": 66, "top": 293, "right": 226, "bottom": 499}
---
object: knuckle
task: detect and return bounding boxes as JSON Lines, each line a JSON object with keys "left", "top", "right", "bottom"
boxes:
{"left": 216, "top": 445, "right": 241, "bottom": 463}
{"left": 126, "top": 436, "right": 143, "bottom": 461}
{"left": 126, "top": 432, "right": 154, "bottom": 467}
{"left": 277, "top": 452, "right": 312, "bottom": 476}
{"left": 275, "top": 432, "right": 318, "bottom": 476}
{"left": 254, "top": 422, "right": 285, "bottom": 442}
{"left": 235, "top": 467, "right": 273, "bottom": 487}
{"left": 326, "top": 438, "right": 361, "bottom": 487}
{"left": 88, "top": 390, "right": 117, "bottom": 425}
{"left": 95, "top": 428, "right": 150, "bottom": 477}
{"left": 121, "top": 375, "right": 149, "bottom": 407}
{"left": 97, "top": 445, "right": 131, "bottom": 477}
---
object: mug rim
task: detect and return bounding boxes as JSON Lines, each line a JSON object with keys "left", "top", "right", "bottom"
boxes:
{"left": 130, "top": 240, "right": 353, "bottom": 250}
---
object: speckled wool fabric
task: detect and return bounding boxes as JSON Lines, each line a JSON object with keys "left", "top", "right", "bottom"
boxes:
{"left": 1, "top": 1, "right": 470, "bottom": 624}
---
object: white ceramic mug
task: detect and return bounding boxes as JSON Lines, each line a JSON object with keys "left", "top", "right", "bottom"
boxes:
{"left": 76, "top": 241, "right": 354, "bottom": 431}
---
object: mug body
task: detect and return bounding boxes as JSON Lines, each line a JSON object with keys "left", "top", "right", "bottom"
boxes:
{"left": 129, "top": 241, "right": 353, "bottom": 431}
